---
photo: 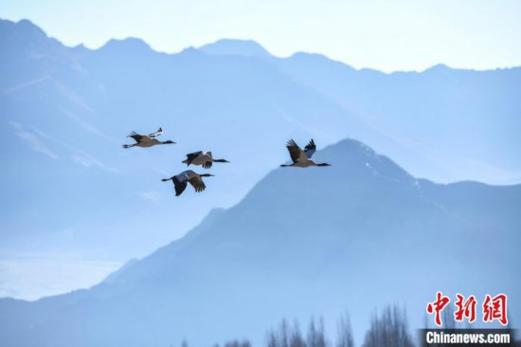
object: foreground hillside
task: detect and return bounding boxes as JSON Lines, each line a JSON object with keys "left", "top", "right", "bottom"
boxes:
{"left": 1, "top": 138, "right": 519, "bottom": 347}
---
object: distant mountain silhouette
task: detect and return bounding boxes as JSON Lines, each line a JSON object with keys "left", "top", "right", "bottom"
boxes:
{"left": 274, "top": 52, "right": 521, "bottom": 186}
{"left": 0, "top": 18, "right": 374, "bottom": 263}
{"left": 199, "top": 38, "right": 272, "bottom": 58}
{"left": 1, "top": 18, "right": 520, "bottom": 296}
{"left": 1, "top": 138, "right": 519, "bottom": 347}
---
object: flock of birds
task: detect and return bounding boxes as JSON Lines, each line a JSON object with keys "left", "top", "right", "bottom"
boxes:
{"left": 123, "top": 128, "right": 331, "bottom": 196}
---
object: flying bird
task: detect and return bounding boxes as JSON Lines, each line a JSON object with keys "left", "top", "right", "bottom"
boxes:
{"left": 280, "top": 139, "right": 331, "bottom": 168}
{"left": 123, "top": 128, "right": 175, "bottom": 148}
{"left": 162, "top": 170, "right": 214, "bottom": 196}
{"left": 182, "top": 151, "right": 230, "bottom": 169}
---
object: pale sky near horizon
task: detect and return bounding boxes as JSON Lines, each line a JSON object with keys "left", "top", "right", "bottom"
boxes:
{"left": 1, "top": 0, "right": 520, "bottom": 72}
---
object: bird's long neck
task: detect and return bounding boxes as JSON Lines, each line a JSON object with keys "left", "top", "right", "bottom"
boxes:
{"left": 214, "top": 159, "right": 228, "bottom": 163}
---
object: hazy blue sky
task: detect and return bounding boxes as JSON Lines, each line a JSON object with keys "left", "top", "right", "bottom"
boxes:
{"left": 1, "top": 0, "right": 520, "bottom": 71}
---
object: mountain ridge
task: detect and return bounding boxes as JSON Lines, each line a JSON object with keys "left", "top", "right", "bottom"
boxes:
{"left": 5, "top": 18, "right": 521, "bottom": 74}
{"left": 1, "top": 17, "right": 520, "bottom": 303}
{"left": 1, "top": 136, "right": 519, "bottom": 346}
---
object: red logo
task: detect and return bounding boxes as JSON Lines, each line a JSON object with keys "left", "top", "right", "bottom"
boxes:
{"left": 426, "top": 291, "right": 451, "bottom": 327}
{"left": 483, "top": 293, "right": 508, "bottom": 326}
{"left": 426, "top": 292, "right": 508, "bottom": 327}
{"left": 454, "top": 294, "right": 477, "bottom": 323}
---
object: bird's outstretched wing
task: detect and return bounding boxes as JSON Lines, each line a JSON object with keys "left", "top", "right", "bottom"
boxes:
{"left": 149, "top": 127, "right": 163, "bottom": 138}
{"left": 188, "top": 175, "right": 206, "bottom": 193}
{"left": 183, "top": 151, "right": 203, "bottom": 166}
{"left": 286, "top": 139, "right": 303, "bottom": 163}
{"left": 173, "top": 176, "right": 188, "bottom": 196}
{"left": 304, "top": 139, "right": 316, "bottom": 159}
{"left": 128, "top": 131, "right": 144, "bottom": 142}
{"left": 202, "top": 151, "right": 213, "bottom": 168}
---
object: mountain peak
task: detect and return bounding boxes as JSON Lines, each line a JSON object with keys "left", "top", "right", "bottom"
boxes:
{"left": 198, "top": 38, "right": 271, "bottom": 58}
{"left": 424, "top": 63, "right": 451, "bottom": 72}
{"left": 308, "top": 138, "right": 414, "bottom": 185}
{"left": 0, "top": 18, "right": 47, "bottom": 40}
{"left": 100, "top": 37, "right": 152, "bottom": 53}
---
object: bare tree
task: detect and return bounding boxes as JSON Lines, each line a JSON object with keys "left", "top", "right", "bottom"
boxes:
{"left": 267, "top": 318, "right": 310, "bottom": 347}
{"left": 307, "top": 317, "right": 327, "bottom": 347}
{"left": 362, "top": 305, "right": 415, "bottom": 347}
{"left": 317, "top": 317, "right": 327, "bottom": 347}
{"left": 290, "top": 320, "right": 307, "bottom": 347}
{"left": 280, "top": 319, "right": 290, "bottom": 347}
{"left": 268, "top": 330, "right": 279, "bottom": 347}
{"left": 224, "top": 339, "right": 251, "bottom": 347}
{"left": 307, "top": 317, "right": 318, "bottom": 347}
{"left": 336, "top": 312, "right": 354, "bottom": 347}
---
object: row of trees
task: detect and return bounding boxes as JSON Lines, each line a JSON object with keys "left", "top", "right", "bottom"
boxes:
{"left": 266, "top": 317, "right": 329, "bottom": 347}
{"left": 258, "top": 305, "right": 411, "bottom": 347}
{"left": 181, "top": 304, "right": 414, "bottom": 347}
{"left": 264, "top": 313, "right": 356, "bottom": 347}
{"left": 363, "top": 306, "right": 415, "bottom": 347}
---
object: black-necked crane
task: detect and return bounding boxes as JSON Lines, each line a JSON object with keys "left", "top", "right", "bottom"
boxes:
{"left": 122, "top": 128, "right": 175, "bottom": 148}
{"left": 162, "top": 170, "right": 214, "bottom": 196}
{"left": 280, "top": 139, "right": 331, "bottom": 168}
{"left": 182, "top": 151, "right": 229, "bottom": 169}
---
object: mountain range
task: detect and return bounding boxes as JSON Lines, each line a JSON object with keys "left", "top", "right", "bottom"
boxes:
{"left": 1, "top": 18, "right": 520, "bottom": 301}
{"left": 1, "top": 137, "right": 519, "bottom": 346}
